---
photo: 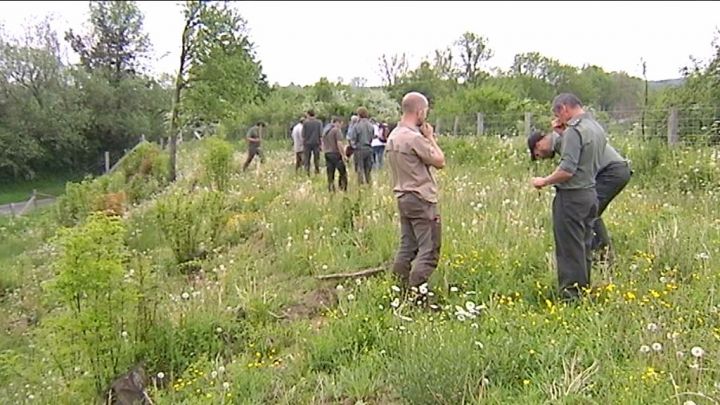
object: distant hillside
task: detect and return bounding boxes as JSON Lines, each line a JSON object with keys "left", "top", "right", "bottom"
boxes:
{"left": 649, "top": 78, "right": 686, "bottom": 90}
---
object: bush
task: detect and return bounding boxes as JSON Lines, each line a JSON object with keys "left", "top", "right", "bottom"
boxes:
{"left": 55, "top": 174, "right": 124, "bottom": 226}
{"left": 40, "top": 212, "right": 134, "bottom": 395}
{"left": 154, "top": 188, "right": 228, "bottom": 271}
{"left": 201, "top": 137, "right": 235, "bottom": 192}
{"left": 118, "top": 142, "right": 169, "bottom": 203}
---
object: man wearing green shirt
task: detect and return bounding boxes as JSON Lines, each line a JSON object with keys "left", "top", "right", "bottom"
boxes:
{"left": 530, "top": 93, "right": 607, "bottom": 301}
{"left": 242, "top": 122, "right": 265, "bottom": 172}
{"left": 528, "top": 123, "right": 632, "bottom": 257}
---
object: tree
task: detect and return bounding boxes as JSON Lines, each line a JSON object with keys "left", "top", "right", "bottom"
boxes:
{"left": 454, "top": 32, "right": 493, "bottom": 84}
{"left": 182, "top": 1, "right": 268, "bottom": 126}
{"left": 0, "top": 18, "right": 88, "bottom": 179}
{"left": 168, "top": 0, "right": 203, "bottom": 182}
{"left": 432, "top": 47, "right": 458, "bottom": 81}
{"left": 168, "top": 0, "right": 269, "bottom": 181}
{"left": 377, "top": 53, "right": 408, "bottom": 87}
{"left": 65, "top": 1, "right": 150, "bottom": 82}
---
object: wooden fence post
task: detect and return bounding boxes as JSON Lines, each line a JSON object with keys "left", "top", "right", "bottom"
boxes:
{"left": 32, "top": 190, "right": 38, "bottom": 210}
{"left": 105, "top": 151, "right": 110, "bottom": 173}
{"left": 453, "top": 116, "right": 460, "bottom": 136}
{"left": 476, "top": 112, "right": 484, "bottom": 136}
{"left": 524, "top": 112, "right": 533, "bottom": 136}
{"left": 9, "top": 202, "right": 15, "bottom": 217}
{"left": 667, "top": 107, "right": 679, "bottom": 146}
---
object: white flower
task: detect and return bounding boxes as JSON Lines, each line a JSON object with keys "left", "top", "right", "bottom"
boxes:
{"left": 691, "top": 346, "right": 705, "bottom": 358}
{"left": 322, "top": 265, "right": 328, "bottom": 270}
{"left": 216, "top": 327, "right": 223, "bottom": 333}
{"left": 390, "top": 298, "right": 400, "bottom": 309}
{"left": 355, "top": 279, "right": 362, "bottom": 286}
{"left": 689, "top": 362, "right": 700, "bottom": 370}
{"left": 303, "top": 234, "right": 309, "bottom": 240}
{"left": 652, "top": 342, "right": 663, "bottom": 352}
{"left": 456, "top": 313, "right": 466, "bottom": 322}
{"left": 347, "top": 294, "right": 355, "bottom": 301}
{"left": 218, "top": 366, "right": 225, "bottom": 373}
{"left": 391, "top": 285, "right": 401, "bottom": 293}
{"left": 157, "top": 372, "right": 165, "bottom": 379}
{"left": 223, "top": 382, "right": 230, "bottom": 390}
{"left": 450, "top": 286, "right": 459, "bottom": 293}
{"left": 684, "top": 401, "right": 697, "bottom": 405}
{"left": 474, "top": 341, "right": 484, "bottom": 349}
{"left": 639, "top": 345, "right": 651, "bottom": 354}
{"left": 336, "top": 284, "right": 344, "bottom": 291}
{"left": 211, "top": 371, "right": 218, "bottom": 379}
{"left": 181, "top": 292, "right": 190, "bottom": 300}
{"left": 647, "top": 323, "right": 659, "bottom": 332}
{"left": 418, "top": 283, "right": 429, "bottom": 295}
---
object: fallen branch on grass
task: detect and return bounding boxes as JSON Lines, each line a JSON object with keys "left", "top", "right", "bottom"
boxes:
{"left": 315, "top": 265, "right": 387, "bottom": 281}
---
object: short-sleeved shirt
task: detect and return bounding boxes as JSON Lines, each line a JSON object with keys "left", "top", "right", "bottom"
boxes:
{"left": 247, "top": 126, "right": 262, "bottom": 149}
{"left": 322, "top": 127, "right": 342, "bottom": 154}
{"left": 556, "top": 113, "right": 607, "bottom": 190}
{"left": 302, "top": 117, "right": 323, "bottom": 146}
{"left": 552, "top": 132, "right": 625, "bottom": 170}
{"left": 385, "top": 124, "right": 438, "bottom": 203}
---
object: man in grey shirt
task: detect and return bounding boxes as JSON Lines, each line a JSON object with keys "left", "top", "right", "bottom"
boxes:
{"left": 528, "top": 123, "right": 632, "bottom": 259}
{"left": 348, "top": 107, "right": 375, "bottom": 186}
{"left": 531, "top": 93, "right": 607, "bottom": 301}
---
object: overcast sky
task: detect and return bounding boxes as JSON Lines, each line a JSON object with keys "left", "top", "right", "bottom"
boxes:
{"left": 2, "top": 1, "right": 719, "bottom": 86}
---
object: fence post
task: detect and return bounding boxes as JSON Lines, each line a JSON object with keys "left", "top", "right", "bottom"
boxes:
{"left": 667, "top": 107, "right": 679, "bottom": 146}
{"left": 453, "top": 116, "right": 459, "bottom": 136}
{"left": 160, "top": 137, "right": 165, "bottom": 149}
{"left": 476, "top": 112, "right": 484, "bottom": 136}
{"left": 104, "top": 151, "right": 110, "bottom": 173}
{"left": 141, "top": 134, "right": 146, "bottom": 143}
{"left": 9, "top": 202, "right": 15, "bottom": 217}
{"left": 436, "top": 118, "right": 442, "bottom": 135}
{"left": 32, "top": 190, "right": 38, "bottom": 210}
{"left": 524, "top": 112, "right": 533, "bottom": 136}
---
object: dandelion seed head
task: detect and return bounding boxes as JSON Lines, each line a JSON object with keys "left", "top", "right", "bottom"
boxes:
{"left": 647, "top": 323, "right": 659, "bottom": 332}
{"left": 639, "top": 345, "right": 651, "bottom": 354}
{"left": 691, "top": 346, "right": 705, "bottom": 358}
{"left": 652, "top": 342, "right": 663, "bottom": 352}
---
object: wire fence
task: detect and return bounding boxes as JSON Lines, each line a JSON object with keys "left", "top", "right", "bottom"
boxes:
{"left": 428, "top": 106, "right": 720, "bottom": 145}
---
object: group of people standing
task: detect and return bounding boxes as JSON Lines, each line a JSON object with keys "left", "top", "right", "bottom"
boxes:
{"left": 242, "top": 90, "right": 631, "bottom": 304}
{"left": 289, "top": 108, "right": 391, "bottom": 192}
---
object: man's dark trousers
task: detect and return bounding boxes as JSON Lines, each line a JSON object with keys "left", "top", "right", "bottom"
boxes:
{"left": 304, "top": 143, "right": 321, "bottom": 175}
{"left": 392, "top": 193, "right": 442, "bottom": 287}
{"left": 592, "top": 161, "right": 632, "bottom": 251}
{"left": 553, "top": 188, "right": 598, "bottom": 299}
{"left": 325, "top": 152, "right": 347, "bottom": 192}
{"left": 354, "top": 147, "right": 373, "bottom": 185}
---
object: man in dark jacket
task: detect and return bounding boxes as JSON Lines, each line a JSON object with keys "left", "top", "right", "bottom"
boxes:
{"left": 301, "top": 109, "right": 323, "bottom": 176}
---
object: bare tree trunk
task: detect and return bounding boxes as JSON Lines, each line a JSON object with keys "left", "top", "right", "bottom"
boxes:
{"left": 168, "top": 15, "right": 193, "bottom": 182}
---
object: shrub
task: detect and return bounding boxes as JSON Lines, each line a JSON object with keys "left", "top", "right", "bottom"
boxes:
{"left": 154, "top": 188, "right": 228, "bottom": 271}
{"left": 40, "top": 212, "right": 134, "bottom": 395}
{"left": 201, "top": 137, "right": 235, "bottom": 192}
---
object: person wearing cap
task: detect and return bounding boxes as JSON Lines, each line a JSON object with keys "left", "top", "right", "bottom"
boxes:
{"left": 530, "top": 93, "right": 607, "bottom": 301}
{"left": 386, "top": 91, "right": 445, "bottom": 293}
{"left": 242, "top": 121, "right": 266, "bottom": 171}
{"left": 528, "top": 122, "right": 632, "bottom": 259}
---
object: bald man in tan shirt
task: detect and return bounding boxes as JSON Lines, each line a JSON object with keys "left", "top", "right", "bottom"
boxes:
{"left": 386, "top": 92, "right": 446, "bottom": 293}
